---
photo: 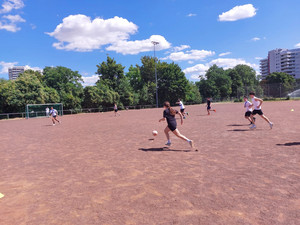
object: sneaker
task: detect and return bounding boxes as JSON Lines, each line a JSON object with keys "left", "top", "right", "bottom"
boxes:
{"left": 249, "top": 124, "right": 256, "bottom": 129}
{"left": 188, "top": 140, "right": 194, "bottom": 148}
{"left": 269, "top": 122, "right": 273, "bottom": 129}
{"left": 186, "top": 112, "right": 189, "bottom": 115}
{"left": 213, "top": 109, "right": 216, "bottom": 112}
{"left": 165, "top": 142, "right": 171, "bottom": 146}
{"left": 52, "top": 124, "right": 55, "bottom": 126}
{"left": 183, "top": 116, "right": 186, "bottom": 119}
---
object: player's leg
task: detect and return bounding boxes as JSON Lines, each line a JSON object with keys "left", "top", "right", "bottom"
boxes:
{"left": 172, "top": 129, "right": 194, "bottom": 148}
{"left": 164, "top": 126, "right": 171, "bottom": 146}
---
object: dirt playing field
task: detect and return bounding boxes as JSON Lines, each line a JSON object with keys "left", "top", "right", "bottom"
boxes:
{"left": 0, "top": 101, "right": 299, "bottom": 225}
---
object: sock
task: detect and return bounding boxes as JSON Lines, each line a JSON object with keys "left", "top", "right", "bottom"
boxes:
{"left": 187, "top": 139, "right": 191, "bottom": 142}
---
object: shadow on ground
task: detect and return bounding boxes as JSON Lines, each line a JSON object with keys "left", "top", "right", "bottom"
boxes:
{"left": 227, "top": 124, "right": 248, "bottom": 127}
{"left": 139, "top": 148, "right": 191, "bottom": 152}
{"left": 276, "top": 142, "right": 300, "bottom": 147}
{"left": 227, "top": 129, "right": 251, "bottom": 132}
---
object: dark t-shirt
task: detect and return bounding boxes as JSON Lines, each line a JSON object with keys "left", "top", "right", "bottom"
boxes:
{"left": 207, "top": 100, "right": 211, "bottom": 107}
{"left": 163, "top": 108, "right": 178, "bottom": 126}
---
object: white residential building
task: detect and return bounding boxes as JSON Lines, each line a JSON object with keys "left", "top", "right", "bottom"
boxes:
{"left": 260, "top": 48, "right": 300, "bottom": 79}
{"left": 8, "top": 66, "right": 25, "bottom": 80}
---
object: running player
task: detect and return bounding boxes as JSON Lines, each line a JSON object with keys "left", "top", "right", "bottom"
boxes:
{"left": 176, "top": 98, "right": 186, "bottom": 118}
{"left": 159, "top": 101, "right": 194, "bottom": 148}
{"left": 49, "top": 107, "right": 60, "bottom": 126}
{"left": 206, "top": 98, "right": 216, "bottom": 115}
{"left": 249, "top": 92, "right": 273, "bottom": 129}
{"left": 114, "top": 103, "right": 120, "bottom": 117}
{"left": 243, "top": 96, "right": 255, "bottom": 125}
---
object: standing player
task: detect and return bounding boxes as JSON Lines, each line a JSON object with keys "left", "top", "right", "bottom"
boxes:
{"left": 206, "top": 98, "right": 216, "bottom": 115}
{"left": 49, "top": 107, "right": 60, "bottom": 126}
{"left": 176, "top": 98, "right": 187, "bottom": 118}
{"left": 114, "top": 103, "right": 120, "bottom": 117}
{"left": 159, "top": 101, "right": 194, "bottom": 148}
{"left": 45, "top": 107, "right": 50, "bottom": 118}
{"left": 243, "top": 96, "right": 255, "bottom": 125}
{"left": 249, "top": 92, "right": 273, "bottom": 129}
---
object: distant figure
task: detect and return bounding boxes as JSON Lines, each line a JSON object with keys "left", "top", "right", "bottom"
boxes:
{"left": 243, "top": 96, "right": 255, "bottom": 125}
{"left": 206, "top": 98, "right": 216, "bottom": 115}
{"left": 114, "top": 103, "right": 120, "bottom": 117}
{"left": 176, "top": 98, "right": 187, "bottom": 118}
{"left": 249, "top": 92, "right": 273, "bottom": 129}
{"left": 45, "top": 107, "right": 50, "bottom": 118}
{"left": 159, "top": 101, "right": 194, "bottom": 148}
{"left": 49, "top": 107, "right": 60, "bottom": 126}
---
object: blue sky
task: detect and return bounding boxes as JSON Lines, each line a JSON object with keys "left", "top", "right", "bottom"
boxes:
{"left": 0, "top": 0, "right": 300, "bottom": 85}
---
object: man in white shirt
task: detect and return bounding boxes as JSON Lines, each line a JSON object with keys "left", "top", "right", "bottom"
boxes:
{"left": 45, "top": 107, "right": 50, "bottom": 118}
{"left": 176, "top": 99, "right": 187, "bottom": 118}
{"left": 49, "top": 107, "right": 61, "bottom": 126}
{"left": 249, "top": 92, "right": 273, "bottom": 129}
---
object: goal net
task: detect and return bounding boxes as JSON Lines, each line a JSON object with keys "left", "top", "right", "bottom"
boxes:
{"left": 26, "top": 103, "right": 63, "bottom": 119}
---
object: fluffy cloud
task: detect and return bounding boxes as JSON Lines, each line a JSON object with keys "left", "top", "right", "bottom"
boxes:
{"left": 173, "top": 45, "right": 190, "bottom": 52}
{"left": 295, "top": 43, "right": 300, "bottom": 48}
{"left": 0, "top": 61, "right": 18, "bottom": 74}
{"left": 255, "top": 57, "right": 263, "bottom": 60}
{"left": 219, "top": 4, "right": 257, "bottom": 22}
{"left": 106, "top": 35, "right": 171, "bottom": 55}
{"left": 0, "top": 14, "right": 25, "bottom": 32}
{"left": 219, "top": 52, "right": 231, "bottom": 57}
{"left": 0, "top": 0, "right": 24, "bottom": 14}
{"left": 47, "top": 15, "right": 138, "bottom": 52}
{"left": 187, "top": 13, "right": 197, "bottom": 17}
{"left": 24, "top": 65, "right": 43, "bottom": 72}
{"left": 162, "top": 49, "right": 215, "bottom": 61}
{"left": 47, "top": 14, "right": 171, "bottom": 54}
{"left": 184, "top": 58, "right": 259, "bottom": 79}
{"left": 82, "top": 75, "right": 99, "bottom": 86}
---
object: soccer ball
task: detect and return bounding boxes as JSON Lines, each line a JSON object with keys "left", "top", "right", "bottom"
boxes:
{"left": 152, "top": 130, "right": 158, "bottom": 136}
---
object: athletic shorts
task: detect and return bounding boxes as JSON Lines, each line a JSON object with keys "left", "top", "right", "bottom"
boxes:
{"left": 245, "top": 111, "right": 252, "bottom": 117}
{"left": 207, "top": 106, "right": 211, "bottom": 110}
{"left": 180, "top": 108, "right": 185, "bottom": 113}
{"left": 168, "top": 124, "right": 177, "bottom": 132}
{"left": 53, "top": 115, "right": 57, "bottom": 118}
{"left": 114, "top": 109, "right": 118, "bottom": 112}
{"left": 252, "top": 109, "right": 263, "bottom": 115}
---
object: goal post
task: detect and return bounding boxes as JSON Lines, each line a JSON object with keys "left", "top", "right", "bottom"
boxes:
{"left": 26, "top": 103, "right": 63, "bottom": 119}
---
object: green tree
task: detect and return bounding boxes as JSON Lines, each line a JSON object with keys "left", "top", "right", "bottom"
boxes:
{"left": 227, "top": 69, "right": 243, "bottom": 98}
{"left": 196, "top": 79, "right": 220, "bottom": 99}
{"left": 43, "top": 66, "right": 83, "bottom": 109}
{"left": 185, "top": 81, "right": 202, "bottom": 103}
{"left": 265, "top": 72, "right": 296, "bottom": 97}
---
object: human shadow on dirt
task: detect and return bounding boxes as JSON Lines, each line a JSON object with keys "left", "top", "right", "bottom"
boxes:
{"left": 227, "top": 129, "right": 251, "bottom": 132}
{"left": 139, "top": 148, "right": 191, "bottom": 152}
{"left": 276, "top": 142, "right": 300, "bottom": 146}
{"left": 227, "top": 124, "right": 248, "bottom": 127}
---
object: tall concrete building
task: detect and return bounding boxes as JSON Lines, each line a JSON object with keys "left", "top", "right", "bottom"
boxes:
{"left": 260, "top": 48, "right": 300, "bottom": 79}
{"left": 8, "top": 66, "right": 25, "bottom": 80}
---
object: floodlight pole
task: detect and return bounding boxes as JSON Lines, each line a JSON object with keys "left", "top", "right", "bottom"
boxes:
{"left": 152, "top": 41, "right": 159, "bottom": 108}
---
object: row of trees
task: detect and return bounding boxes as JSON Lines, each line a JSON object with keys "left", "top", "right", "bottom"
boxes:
{"left": 0, "top": 56, "right": 297, "bottom": 114}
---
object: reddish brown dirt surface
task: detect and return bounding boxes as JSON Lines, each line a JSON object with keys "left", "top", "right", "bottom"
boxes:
{"left": 0, "top": 101, "right": 300, "bottom": 225}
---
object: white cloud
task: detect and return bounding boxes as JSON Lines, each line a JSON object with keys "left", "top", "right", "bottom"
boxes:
{"left": 218, "top": 4, "right": 257, "bottom": 22}
{"left": 47, "top": 14, "right": 138, "bottom": 52}
{"left": 295, "top": 43, "right": 300, "bottom": 48}
{"left": 173, "top": 45, "right": 190, "bottom": 52}
{"left": 251, "top": 37, "right": 260, "bottom": 41}
{"left": 188, "top": 61, "right": 194, "bottom": 64}
{"left": 255, "top": 57, "right": 263, "bottom": 60}
{"left": 184, "top": 57, "right": 259, "bottom": 78}
{"left": 187, "top": 13, "right": 197, "bottom": 17}
{"left": 24, "top": 65, "right": 43, "bottom": 72}
{"left": 0, "top": 14, "right": 25, "bottom": 32}
{"left": 162, "top": 49, "right": 215, "bottom": 61}
{"left": 106, "top": 35, "right": 171, "bottom": 55}
{"left": 0, "top": 0, "right": 24, "bottom": 14}
{"left": 0, "top": 61, "right": 18, "bottom": 74}
{"left": 219, "top": 52, "right": 231, "bottom": 57}
{"left": 82, "top": 75, "right": 99, "bottom": 86}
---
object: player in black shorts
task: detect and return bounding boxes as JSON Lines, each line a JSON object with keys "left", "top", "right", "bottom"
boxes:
{"left": 159, "top": 101, "right": 194, "bottom": 148}
{"left": 206, "top": 98, "right": 216, "bottom": 115}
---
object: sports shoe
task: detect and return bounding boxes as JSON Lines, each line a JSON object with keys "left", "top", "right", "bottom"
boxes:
{"left": 213, "top": 109, "right": 216, "bottom": 112}
{"left": 52, "top": 124, "right": 55, "bottom": 126}
{"left": 165, "top": 142, "right": 171, "bottom": 146}
{"left": 188, "top": 140, "right": 194, "bottom": 148}
{"left": 269, "top": 122, "right": 273, "bottom": 129}
{"left": 186, "top": 112, "right": 189, "bottom": 115}
{"left": 249, "top": 124, "right": 256, "bottom": 129}
{"left": 183, "top": 116, "right": 186, "bottom": 119}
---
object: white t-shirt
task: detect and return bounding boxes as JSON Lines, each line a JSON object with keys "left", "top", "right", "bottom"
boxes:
{"left": 251, "top": 97, "right": 261, "bottom": 110}
{"left": 244, "top": 101, "right": 253, "bottom": 112}
{"left": 179, "top": 101, "right": 185, "bottom": 109}
{"left": 46, "top": 108, "right": 49, "bottom": 113}
{"left": 50, "top": 109, "right": 57, "bottom": 116}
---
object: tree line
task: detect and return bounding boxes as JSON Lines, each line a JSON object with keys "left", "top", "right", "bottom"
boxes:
{"left": 0, "top": 56, "right": 297, "bottom": 113}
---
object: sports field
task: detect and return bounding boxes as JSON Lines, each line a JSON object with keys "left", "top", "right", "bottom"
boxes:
{"left": 0, "top": 101, "right": 299, "bottom": 225}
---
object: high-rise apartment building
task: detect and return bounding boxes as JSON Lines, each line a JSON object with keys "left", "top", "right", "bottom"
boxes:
{"left": 260, "top": 48, "right": 300, "bottom": 79}
{"left": 8, "top": 66, "right": 25, "bottom": 80}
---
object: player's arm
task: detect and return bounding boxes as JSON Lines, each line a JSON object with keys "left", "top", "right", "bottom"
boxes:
{"left": 159, "top": 118, "right": 165, "bottom": 122}
{"left": 254, "top": 97, "right": 263, "bottom": 107}
{"left": 177, "top": 111, "right": 183, "bottom": 125}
